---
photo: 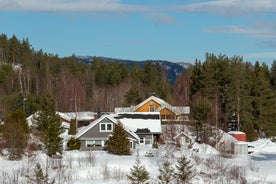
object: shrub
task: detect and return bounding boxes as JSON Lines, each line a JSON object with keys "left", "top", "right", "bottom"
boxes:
{"left": 152, "top": 142, "right": 158, "bottom": 149}
{"left": 67, "top": 137, "right": 81, "bottom": 150}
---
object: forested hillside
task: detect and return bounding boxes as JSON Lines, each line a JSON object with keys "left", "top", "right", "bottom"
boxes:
{"left": 0, "top": 34, "right": 276, "bottom": 140}
{"left": 0, "top": 34, "right": 175, "bottom": 116}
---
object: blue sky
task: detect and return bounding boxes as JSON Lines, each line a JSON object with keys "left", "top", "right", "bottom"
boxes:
{"left": 1, "top": 0, "right": 276, "bottom": 66}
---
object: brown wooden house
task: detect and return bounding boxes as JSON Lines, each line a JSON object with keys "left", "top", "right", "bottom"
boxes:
{"left": 115, "top": 95, "right": 190, "bottom": 123}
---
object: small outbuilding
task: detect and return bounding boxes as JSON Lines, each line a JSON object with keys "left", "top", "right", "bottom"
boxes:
{"left": 232, "top": 142, "right": 248, "bottom": 155}
{"left": 228, "top": 131, "right": 246, "bottom": 142}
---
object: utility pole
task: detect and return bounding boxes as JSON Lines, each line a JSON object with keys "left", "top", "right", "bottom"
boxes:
{"left": 215, "top": 95, "right": 218, "bottom": 146}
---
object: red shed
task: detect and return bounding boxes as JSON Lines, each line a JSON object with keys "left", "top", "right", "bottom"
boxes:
{"left": 228, "top": 131, "right": 246, "bottom": 142}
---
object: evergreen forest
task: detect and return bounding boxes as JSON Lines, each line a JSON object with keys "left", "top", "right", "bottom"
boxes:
{"left": 0, "top": 33, "right": 276, "bottom": 141}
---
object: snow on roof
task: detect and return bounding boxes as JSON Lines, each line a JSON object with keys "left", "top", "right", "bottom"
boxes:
{"left": 112, "top": 112, "right": 162, "bottom": 133}
{"left": 26, "top": 111, "right": 40, "bottom": 126}
{"left": 119, "top": 118, "right": 161, "bottom": 133}
{"left": 58, "top": 111, "right": 96, "bottom": 122}
{"left": 228, "top": 131, "right": 246, "bottom": 135}
{"left": 171, "top": 106, "right": 190, "bottom": 114}
{"left": 114, "top": 106, "right": 136, "bottom": 113}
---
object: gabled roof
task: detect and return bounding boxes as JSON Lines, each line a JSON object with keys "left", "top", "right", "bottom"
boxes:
{"left": 173, "top": 131, "right": 194, "bottom": 141}
{"left": 135, "top": 95, "right": 168, "bottom": 110}
{"left": 115, "top": 95, "right": 190, "bottom": 115}
{"left": 113, "top": 112, "right": 162, "bottom": 134}
{"left": 75, "top": 114, "right": 139, "bottom": 140}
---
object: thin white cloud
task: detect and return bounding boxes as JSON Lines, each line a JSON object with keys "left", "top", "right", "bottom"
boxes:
{"left": 205, "top": 23, "right": 276, "bottom": 39}
{"left": 2, "top": 0, "right": 276, "bottom": 15}
{"left": 0, "top": 0, "right": 148, "bottom": 12}
{"left": 147, "top": 13, "right": 175, "bottom": 25}
{"left": 174, "top": 0, "right": 276, "bottom": 16}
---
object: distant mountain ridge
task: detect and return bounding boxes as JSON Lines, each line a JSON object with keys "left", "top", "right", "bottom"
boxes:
{"left": 77, "top": 56, "right": 192, "bottom": 84}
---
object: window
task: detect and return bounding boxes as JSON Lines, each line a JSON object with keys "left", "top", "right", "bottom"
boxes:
{"left": 101, "top": 124, "right": 106, "bottom": 131}
{"left": 149, "top": 101, "right": 155, "bottom": 112}
{"left": 145, "top": 139, "right": 151, "bottom": 145}
{"left": 86, "top": 140, "right": 102, "bottom": 147}
{"left": 107, "top": 124, "right": 112, "bottom": 131}
{"left": 140, "top": 137, "right": 145, "bottom": 144}
{"left": 100, "top": 123, "right": 113, "bottom": 132}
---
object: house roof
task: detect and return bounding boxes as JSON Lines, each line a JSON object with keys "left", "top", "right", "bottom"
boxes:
{"left": 75, "top": 114, "right": 139, "bottom": 141}
{"left": 135, "top": 95, "right": 169, "bottom": 111}
{"left": 113, "top": 112, "right": 162, "bottom": 134}
{"left": 58, "top": 111, "right": 96, "bottom": 122}
{"left": 173, "top": 131, "right": 194, "bottom": 141}
{"left": 114, "top": 95, "right": 190, "bottom": 115}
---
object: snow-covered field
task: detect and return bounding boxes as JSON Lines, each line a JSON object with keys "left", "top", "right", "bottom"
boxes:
{"left": 0, "top": 138, "right": 276, "bottom": 184}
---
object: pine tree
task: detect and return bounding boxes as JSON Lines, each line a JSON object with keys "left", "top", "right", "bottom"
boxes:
{"left": 107, "top": 122, "right": 130, "bottom": 155}
{"left": 36, "top": 93, "right": 64, "bottom": 157}
{"left": 173, "top": 156, "right": 194, "bottom": 184}
{"left": 127, "top": 152, "right": 150, "bottom": 184}
{"left": 158, "top": 160, "right": 175, "bottom": 184}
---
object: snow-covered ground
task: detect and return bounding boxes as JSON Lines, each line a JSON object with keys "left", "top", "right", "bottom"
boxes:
{"left": 1, "top": 138, "right": 276, "bottom": 183}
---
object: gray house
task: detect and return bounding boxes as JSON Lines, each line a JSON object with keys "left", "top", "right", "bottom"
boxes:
{"left": 75, "top": 114, "right": 139, "bottom": 150}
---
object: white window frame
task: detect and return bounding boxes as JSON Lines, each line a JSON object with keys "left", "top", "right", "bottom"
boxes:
{"left": 129, "top": 141, "right": 133, "bottom": 149}
{"left": 100, "top": 123, "right": 113, "bottom": 132}
{"left": 86, "top": 140, "right": 103, "bottom": 147}
{"left": 149, "top": 101, "right": 155, "bottom": 112}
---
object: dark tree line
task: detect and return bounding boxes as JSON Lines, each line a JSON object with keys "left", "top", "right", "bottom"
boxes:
{"left": 190, "top": 53, "right": 276, "bottom": 140}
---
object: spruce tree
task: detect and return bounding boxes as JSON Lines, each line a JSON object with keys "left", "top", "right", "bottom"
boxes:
{"left": 107, "top": 122, "right": 130, "bottom": 155}
{"left": 158, "top": 160, "right": 175, "bottom": 184}
{"left": 124, "top": 87, "right": 142, "bottom": 106}
{"left": 3, "top": 109, "right": 28, "bottom": 160}
{"left": 173, "top": 156, "right": 194, "bottom": 184}
{"left": 271, "top": 60, "right": 276, "bottom": 90}
{"left": 191, "top": 96, "right": 212, "bottom": 143}
{"left": 127, "top": 152, "right": 150, "bottom": 184}
{"left": 36, "top": 93, "right": 64, "bottom": 157}
{"left": 68, "top": 118, "right": 77, "bottom": 135}
{"left": 27, "top": 163, "right": 53, "bottom": 184}
{"left": 252, "top": 62, "right": 276, "bottom": 137}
